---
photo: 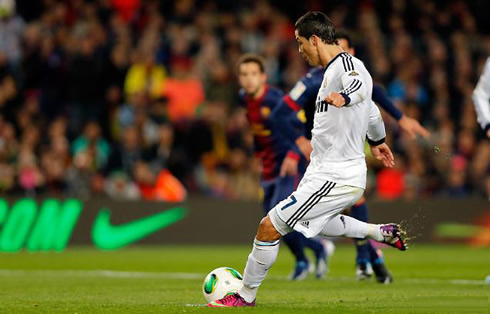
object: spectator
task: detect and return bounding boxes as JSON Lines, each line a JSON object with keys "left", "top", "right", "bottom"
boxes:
{"left": 124, "top": 47, "right": 166, "bottom": 100}
{"left": 104, "top": 171, "right": 141, "bottom": 200}
{"left": 72, "top": 121, "right": 111, "bottom": 171}
{"left": 106, "top": 126, "right": 144, "bottom": 175}
{"left": 162, "top": 57, "right": 205, "bottom": 122}
{"left": 0, "top": 0, "right": 486, "bottom": 200}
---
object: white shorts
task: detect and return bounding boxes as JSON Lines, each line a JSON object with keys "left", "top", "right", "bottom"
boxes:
{"left": 268, "top": 177, "right": 364, "bottom": 238}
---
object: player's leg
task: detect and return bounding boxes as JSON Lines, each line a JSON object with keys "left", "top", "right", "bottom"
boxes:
{"left": 209, "top": 178, "right": 327, "bottom": 307}
{"left": 351, "top": 198, "right": 393, "bottom": 283}
{"left": 318, "top": 213, "right": 407, "bottom": 250}
{"left": 272, "top": 174, "right": 320, "bottom": 279}
{"left": 350, "top": 198, "right": 373, "bottom": 280}
{"left": 239, "top": 216, "right": 282, "bottom": 303}
{"left": 282, "top": 182, "right": 407, "bottom": 250}
{"left": 302, "top": 234, "right": 330, "bottom": 278}
{"left": 282, "top": 232, "right": 311, "bottom": 280}
{"left": 368, "top": 244, "right": 393, "bottom": 283}
{"left": 208, "top": 215, "right": 282, "bottom": 307}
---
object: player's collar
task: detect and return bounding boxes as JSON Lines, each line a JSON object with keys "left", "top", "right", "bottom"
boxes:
{"left": 324, "top": 52, "right": 349, "bottom": 71}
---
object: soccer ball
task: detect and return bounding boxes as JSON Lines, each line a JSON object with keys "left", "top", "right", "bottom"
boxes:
{"left": 202, "top": 267, "right": 243, "bottom": 303}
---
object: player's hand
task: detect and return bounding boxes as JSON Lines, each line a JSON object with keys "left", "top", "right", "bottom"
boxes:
{"left": 370, "top": 143, "right": 395, "bottom": 168}
{"left": 280, "top": 156, "right": 299, "bottom": 177}
{"left": 295, "top": 136, "right": 312, "bottom": 161}
{"left": 399, "top": 115, "right": 430, "bottom": 139}
{"left": 325, "top": 92, "right": 346, "bottom": 108}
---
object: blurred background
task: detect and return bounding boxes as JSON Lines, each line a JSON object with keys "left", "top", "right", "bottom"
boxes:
{"left": 0, "top": 2, "right": 489, "bottom": 312}
{"left": 0, "top": 0, "right": 488, "bottom": 249}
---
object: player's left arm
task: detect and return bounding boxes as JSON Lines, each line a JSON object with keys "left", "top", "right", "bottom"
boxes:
{"left": 271, "top": 99, "right": 307, "bottom": 175}
{"left": 271, "top": 74, "right": 318, "bottom": 161}
{"left": 372, "top": 84, "right": 430, "bottom": 139}
{"left": 367, "top": 101, "right": 394, "bottom": 168}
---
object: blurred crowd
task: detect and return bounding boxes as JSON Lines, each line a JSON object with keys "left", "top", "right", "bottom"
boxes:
{"left": 0, "top": 0, "right": 488, "bottom": 201}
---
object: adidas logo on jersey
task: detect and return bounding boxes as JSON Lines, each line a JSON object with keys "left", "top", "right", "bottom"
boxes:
{"left": 300, "top": 221, "right": 310, "bottom": 228}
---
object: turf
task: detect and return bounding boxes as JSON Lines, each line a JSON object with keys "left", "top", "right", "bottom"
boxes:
{"left": 0, "top": 244, "right": 488, "bottom": 313}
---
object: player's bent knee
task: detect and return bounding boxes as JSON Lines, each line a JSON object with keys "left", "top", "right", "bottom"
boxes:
{"left": 256, "top": 216, "right": 281, "bottom": 242}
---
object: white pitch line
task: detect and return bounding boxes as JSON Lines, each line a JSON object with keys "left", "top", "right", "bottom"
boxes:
{"left": 404, "top": 278, "right": 485, "bottom": 285}
{"left": 0, "top": 269, "right": 203, "bottom": 279}
{"left": 184, "top": 304, "right": 206, "bottom": 307}
{"left": 0, "top": 270, "right": 485, "bottom": 285}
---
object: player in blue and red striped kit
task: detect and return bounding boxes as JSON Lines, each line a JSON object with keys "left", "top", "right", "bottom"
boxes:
{"left": 237, "top": 53, "right": 328, "bottom": 280}
{"left": 272, "top": 31, "right": 429, "bottom": 283}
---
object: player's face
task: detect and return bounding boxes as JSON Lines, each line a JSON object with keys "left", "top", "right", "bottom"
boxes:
{"left": 295, "top": 30, "right": 319, "bottom": 66}
{"left": 338, "top": 39, "right": 355, "bottom": 55}
{"left": 238, "top": 62, "right": 266, "bottom": 96}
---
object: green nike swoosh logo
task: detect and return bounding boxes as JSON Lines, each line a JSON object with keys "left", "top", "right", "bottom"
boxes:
{"left": 92, "top": 207, "right": 187, "bottom": 250}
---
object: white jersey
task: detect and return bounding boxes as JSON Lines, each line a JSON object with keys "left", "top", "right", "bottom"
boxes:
{"left": 472, "top": 57, "right": 490, "bottom": 132}
{"left": 303, "top": 52, "right": 386, "bottom": 189}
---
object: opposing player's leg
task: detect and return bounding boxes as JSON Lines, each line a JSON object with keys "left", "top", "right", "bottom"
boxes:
{"left": 350, "top": 199, "right": 394, "bottom": 282}
{"left": 282, "top": 233, "right": 311, "bottom": 279}
{"left": 302, "top": 235, "right": 330, "bottom": 278}
{"left": 368, "top": 245, "right": 393, "bottom": 284}
{"left": 208, "top": 215, "right": 282, "bottom": 307}
{"left": 349, "top": 198, "right": 373, "bottom": 280}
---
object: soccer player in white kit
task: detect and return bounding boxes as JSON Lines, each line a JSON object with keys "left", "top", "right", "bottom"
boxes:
{"left": 472, "top": 57, "right": 490, "bottom": 138}
{"left": 208, "top": 11, "right": 408, "bottom": 308}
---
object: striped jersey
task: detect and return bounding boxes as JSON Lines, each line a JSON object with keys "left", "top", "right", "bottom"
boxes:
{"left": 239, "top": 85, "right": 301, "bottom": 181}
{"left": 304, "top": 52, "right": 386, "bottom": 189}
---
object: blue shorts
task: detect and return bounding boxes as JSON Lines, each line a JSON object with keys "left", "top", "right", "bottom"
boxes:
{"left": 261, "top": 173, "right": 302, "bottom": 216}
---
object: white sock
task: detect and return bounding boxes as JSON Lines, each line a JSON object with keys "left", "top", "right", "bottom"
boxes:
{"left": 319, "top": 214, "right": 369, "bottom": 238}
{"left": 239, "top": 238, "right": 280, "bottom": 303}
{"left": 366, "top": 224, "right": 384, "bottom": 242}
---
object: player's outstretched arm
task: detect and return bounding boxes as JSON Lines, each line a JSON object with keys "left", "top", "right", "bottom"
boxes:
{"left": 398, "top": 115, "right": 430, "bottom": 139}
{"left": 472, "top": 57, "right": 490, "bottom": 138}
{"left": 372, "top": 84, "right": 403, "bottom": 120}
{"left": 372, "top": 84, "right": 430, "bottom": 139}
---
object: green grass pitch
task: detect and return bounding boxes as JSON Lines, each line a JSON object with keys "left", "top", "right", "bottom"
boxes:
{"left": 0, "top": 244, "right": 488, "bottom": 313}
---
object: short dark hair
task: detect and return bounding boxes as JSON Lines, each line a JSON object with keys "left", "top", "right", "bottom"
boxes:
{"left": 335, "top": 30, "right": 352, "bottom": 48}
{"left": 237, "top": 53, "right": 266, "bottom": 73}
{"left": 295, "top": 11, "right": 337, "bottom": 45}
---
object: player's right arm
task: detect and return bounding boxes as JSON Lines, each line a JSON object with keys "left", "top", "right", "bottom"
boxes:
{"left": 472, "top": 57, "right": 490, "bottom": 138}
